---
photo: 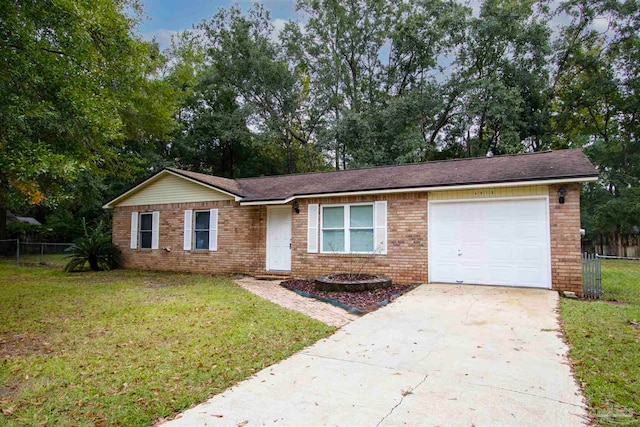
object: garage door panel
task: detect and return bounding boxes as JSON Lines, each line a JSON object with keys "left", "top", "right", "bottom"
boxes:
{"left": 429, "top": 198, "right": 551, "bottom": 289}
{"left": 512, "top": 245, "right": 547, "bottom": 262}
{"left": 431, "top": 244, "right": 459, "bottom": 261}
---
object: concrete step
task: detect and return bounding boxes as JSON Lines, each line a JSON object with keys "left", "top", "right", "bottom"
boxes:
{"left": 253, "top": 274, "right": 293, "bottom": 281}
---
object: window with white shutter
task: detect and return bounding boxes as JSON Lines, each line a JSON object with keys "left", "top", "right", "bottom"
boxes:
{"left": 130, "top": 212, "right": 138, "bottom": 249}
{"left": 307, "top": 204, "right": 318, "bottom": 253}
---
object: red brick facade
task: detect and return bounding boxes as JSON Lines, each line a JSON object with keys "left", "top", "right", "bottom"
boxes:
{"left": 548, "top": 183, "right": 583, "bottom": 294}
{"left": 113, "top": 201, "right": 266, "bottom": 275}
{"left": 291, "top": 193, "right": 428, "bottom": 284}
{"left": 113, "top": 186, "right": 583, "bottom": 294}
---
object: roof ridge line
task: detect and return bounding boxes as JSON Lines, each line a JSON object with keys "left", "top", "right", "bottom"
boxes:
{"left": 235, "top": 149, "right": 560, "bottom": 182}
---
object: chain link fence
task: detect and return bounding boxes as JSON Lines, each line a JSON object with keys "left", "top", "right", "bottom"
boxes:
{"left": 0, "top": 239, "right": 73, "bottom": 267}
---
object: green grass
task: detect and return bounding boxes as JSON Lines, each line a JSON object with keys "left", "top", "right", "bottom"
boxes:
{"left": 561, "top": 260, "right": 640, "bottom": 426}
{"left": 0, "top": 265, "right": 334, "bottom": 426}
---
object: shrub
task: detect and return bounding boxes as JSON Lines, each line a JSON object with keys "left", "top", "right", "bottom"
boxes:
{"left": 64, "top": 220, "right": 121, "bottom": 272}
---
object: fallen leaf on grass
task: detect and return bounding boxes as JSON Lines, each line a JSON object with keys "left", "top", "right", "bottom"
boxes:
{"left": 2, "top": 406, "right": 15, "bottom": 415}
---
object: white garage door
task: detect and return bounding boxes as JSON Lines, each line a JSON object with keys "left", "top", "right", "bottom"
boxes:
{"left": 428, "top": 198, "right": 551, "bottom": 288}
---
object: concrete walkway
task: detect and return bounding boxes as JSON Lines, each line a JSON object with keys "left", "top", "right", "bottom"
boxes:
{"left": 234, "top": 277, "right": 359, "bottom": 327}
{"left": 165, "top": 284, "right": 588, "bottom": 427}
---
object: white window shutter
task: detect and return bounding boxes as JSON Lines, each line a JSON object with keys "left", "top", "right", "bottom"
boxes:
{"left": 130, "top": 212, "right": 138, "bottom": 249}
{"left": 151, "top": 211, "right": 160, "bottom": 250}
{"left": 183, "top": 210, "right": 193, "bottom": 251}
{"left": 374, "top": 201, "right": 387, "bottom": 254}
{"left": 307, "top": 204, "right": 319, "bottom": 253}
{"left": 209, "top": 209, "right": 218, "bottom": 251}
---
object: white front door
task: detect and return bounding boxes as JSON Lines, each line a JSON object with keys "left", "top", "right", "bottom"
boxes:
{"left": 428, "top": 197, "right": 551, "bottom": 288}
{"left": 267, "top": 207, "right": 292, "bottom": 271}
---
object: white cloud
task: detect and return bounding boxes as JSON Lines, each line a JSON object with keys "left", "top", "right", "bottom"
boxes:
{"left": 592, "top": 17, "right": 610, "bottom": 34}
{"left": 270, "top": 18, "right": 291, "bottom": 42}
{"left": 141, "top": 29, "right": 179, "bottom": 50}
{"left": 272, "top": 18, "right": 288, "bottom": 34}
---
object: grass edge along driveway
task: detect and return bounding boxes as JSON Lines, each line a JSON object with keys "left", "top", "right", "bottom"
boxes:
{"left": 561, "top": 259, "right": 640, "bottom": 427}
{"left": 0, "top": 265, "right": 334, "bottom": 427}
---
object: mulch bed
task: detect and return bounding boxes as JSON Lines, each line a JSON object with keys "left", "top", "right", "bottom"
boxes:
{"left": 281, "top": 279, "right": 415, "bottom": 313}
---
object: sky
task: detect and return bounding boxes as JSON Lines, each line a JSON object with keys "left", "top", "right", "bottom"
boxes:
{"left": 138, "top": 0, "right": 299, "bottom": 49}
{"left": 137, "top": 0, "right": 607, "bottom": 52}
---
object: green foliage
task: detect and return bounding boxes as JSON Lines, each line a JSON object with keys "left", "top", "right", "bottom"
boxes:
{"left": 561, "top": 260, "right": 640, "bottom": 425}
{"left": 64, "top": 220, "right": 121, "bottom": 272}
{"left": 3, "top": 0, "right": 640, "bottom": 238}
{"left": 5, "top": 221, "right": 46, "bottom": 241}
{"left": 551, "top": 0, "right": 640, "bottom": 234}
{"left": 0, "top": 0, "right": 177, "bottom": 237}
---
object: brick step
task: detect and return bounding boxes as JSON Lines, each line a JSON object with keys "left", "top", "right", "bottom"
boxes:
{"left": 253, "top": 274, "right": 293, "bottom": 281}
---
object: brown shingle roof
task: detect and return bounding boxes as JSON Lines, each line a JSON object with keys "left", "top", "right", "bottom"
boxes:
{"left": 166, "top": 168, "right": 243, "bottom": 196}
{"left": 111, "top": 149, "right": 597, "bottom": 206}
{"left": 233, "top": 149, "right": 597, "bottom": 202}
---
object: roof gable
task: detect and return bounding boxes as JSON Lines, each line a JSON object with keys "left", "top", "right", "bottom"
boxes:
{"left": 103, "top": 170, "right": 237, "bottom": 208}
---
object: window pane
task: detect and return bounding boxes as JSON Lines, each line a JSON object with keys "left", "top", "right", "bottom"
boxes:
{"left": 351, "top": 229, "right": 374, "bottom": 252}
{"left": 195, "top": 211, "right": 210, "bottom": 230}
{"left": 350, "top": 205, "right": 373, "bottom": 228}
{"left": 140, "top": 213, "right": 153, "bottom": 231}
{"left": 194, "top": 230, "right": 209, "bottom": 250}
{"left": 140, "top": 231, "right": 152, "bottom": 249}
{"left": 323, "top": 207, "right": 344, "bottom": 228}
{"left": 322, "top": 230, "right": 344, "bottom": 252}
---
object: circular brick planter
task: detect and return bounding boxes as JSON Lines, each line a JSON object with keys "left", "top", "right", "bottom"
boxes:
{"left": 314, "top": 273, "right": 392, "bottom": 292}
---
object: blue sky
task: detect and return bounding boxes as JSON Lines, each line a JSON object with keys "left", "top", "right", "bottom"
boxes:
{"left": 137, "top": 1, "right": 602, "bottom": 52}
{"left": 138, "top": 0, "right": 298, "bottom": 49}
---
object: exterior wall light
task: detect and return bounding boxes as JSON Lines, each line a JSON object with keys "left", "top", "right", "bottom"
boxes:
{"left": 558, "top": 187, "right": 567, "bottom": 204}
{"left": 292, "top": 200, "right": 300, "bottom": 214}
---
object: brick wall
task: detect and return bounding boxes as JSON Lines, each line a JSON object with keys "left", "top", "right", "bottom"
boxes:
{"left": 112, "top": 201, "right": 265, "bottom": 275}
{"left": 548, "top": 183, "right": 583, "bottom": 295}
{"left": 113, "top": 185, "right": 584, "bottom": 293}
{"left": 291, "top": 193, "right": 428, "bottom": 283}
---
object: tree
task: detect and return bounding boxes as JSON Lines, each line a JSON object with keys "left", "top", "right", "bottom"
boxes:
{"left": 64, "top": 219, "right": 121, "bottom": 271}
{"left": 295, "top": 0, "right": 470, "bottom": 167}
{"left": 448, "top": 0, "right": 553, "bottom": 157}
{"left": 171, "top": 74, "right": 255, "bottom": 178}
{"left": 193, "top": 5, "right": 324, "bottom": 174}
{"left": 0, "top": 0, "right": 176, "bottom": 238}
{"left": 553, "top": 0, "right": 640, "bottom": 235}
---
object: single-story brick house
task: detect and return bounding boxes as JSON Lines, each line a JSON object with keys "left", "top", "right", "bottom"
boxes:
{"left": 105, "top": 149, "right": 598, "bottom": 295}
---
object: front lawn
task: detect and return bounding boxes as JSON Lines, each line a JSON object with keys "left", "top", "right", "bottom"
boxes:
{"left": 562, "top": 259, "right": 640, "bottom": 426}
{"left": 0, "top": 265, "right": 333, "bottom": 426}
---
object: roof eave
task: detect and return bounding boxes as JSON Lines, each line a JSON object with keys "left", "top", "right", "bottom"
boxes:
{"left": 238, "top": 175, "right": 599, "bottom": 206}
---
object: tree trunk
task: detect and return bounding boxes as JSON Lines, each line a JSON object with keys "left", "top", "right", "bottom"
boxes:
{"left": 89, "top": 254, "right": 100, "bottom": 271}
{"left": 0, "top": 185, "right": 7, "bottom": 239}
{"left": 0, "top": 206, "right": 6, "bottom": 239}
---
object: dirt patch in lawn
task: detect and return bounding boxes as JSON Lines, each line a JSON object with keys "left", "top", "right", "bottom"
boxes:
{"left": 0, "top": 384, "right": 17, "bottom": 399}
{"left": 0, "top": 332, "right": 53, "bottom": 358}
{"left": 282, "top": 279, "right": 415, "bottom": 313}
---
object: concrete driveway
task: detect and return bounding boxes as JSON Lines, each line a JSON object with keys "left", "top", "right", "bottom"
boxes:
{"left": 165, "top": 284, "right": 588, "bottom": 427}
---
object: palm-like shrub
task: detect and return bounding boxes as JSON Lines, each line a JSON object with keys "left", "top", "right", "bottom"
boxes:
{"left": 64, "top": 220, "right": 121, "bottom": 272}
